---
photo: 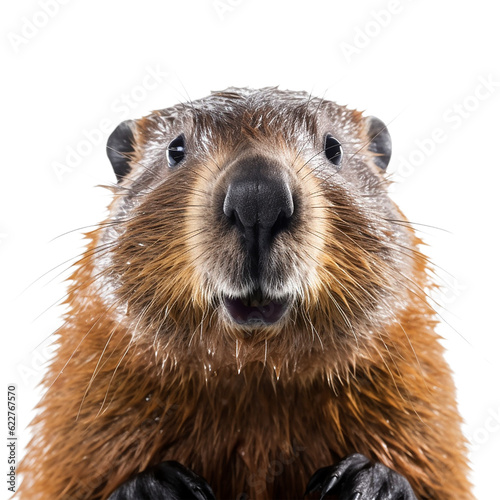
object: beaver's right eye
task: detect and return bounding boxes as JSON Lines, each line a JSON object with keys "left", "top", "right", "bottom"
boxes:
{"left": 167, "top": 134, "right": 186, "bottom": 168}
{"left": 324, "top": 134, "right": 343, "bottom": 168}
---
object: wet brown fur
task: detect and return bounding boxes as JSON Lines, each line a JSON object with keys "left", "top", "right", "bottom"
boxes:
{"left": 19, "top": 88, "right": 472, "bottom": 499}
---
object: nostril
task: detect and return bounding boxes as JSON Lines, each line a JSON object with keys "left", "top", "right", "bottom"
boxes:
{"left": 279, "top": 184, "right": 294, "bottom": 220}
{"left": 253, "top": 181, "right": 294, "bottom": 231}
{"left": 231, "top": 210, "right": 246, "bottom": 236}
{"left": 271, "top": 207, "right": 293, "bottom": 239}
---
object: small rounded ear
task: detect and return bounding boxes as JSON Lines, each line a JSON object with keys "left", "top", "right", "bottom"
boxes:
{"left": 366, "top": 116, "right": 392, "bottom": 171}
{"left": 106, "top": 119, "right": 136, "bottom": 182}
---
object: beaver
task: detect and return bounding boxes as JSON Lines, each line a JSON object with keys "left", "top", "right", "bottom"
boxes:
{"left": 19, "top": 87, "right": 472, "bottom": 499}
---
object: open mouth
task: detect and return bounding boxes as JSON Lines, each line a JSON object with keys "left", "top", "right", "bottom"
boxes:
{"left": 223, "top": 289, "right": 289, "bottom": 326}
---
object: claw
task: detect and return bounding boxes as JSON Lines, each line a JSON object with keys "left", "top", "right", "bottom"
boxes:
{"left": 320, "top": 473, "right": 340, "bottom": 500}
{"left": 305, "top": 466, "right": 332, "bottom": 495}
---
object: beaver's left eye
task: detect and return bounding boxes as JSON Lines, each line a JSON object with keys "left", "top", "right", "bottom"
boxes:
{"left": 324, "top": 134, "right": 343, "bottom": 168}
{"left": 167, "top": 134, "right": 186, "bottom": 168}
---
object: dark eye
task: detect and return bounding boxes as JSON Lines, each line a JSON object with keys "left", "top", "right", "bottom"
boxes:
{"left": 167, "top": 134, "right": 186, "bottom": 168}
{"left": 324, "top": 134, "right": 343, "bottom": 168}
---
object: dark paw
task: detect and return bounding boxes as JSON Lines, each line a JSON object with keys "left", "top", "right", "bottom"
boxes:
{"left": 305, "top": 453, "right": 417, "bottom": 500}
{"left": 108, "top": 461, "right": 216, "bottom": 500}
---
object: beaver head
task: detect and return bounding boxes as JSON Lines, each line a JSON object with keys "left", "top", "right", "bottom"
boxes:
{"left": 97, "top": 87, "right": 415, "bottom": 379}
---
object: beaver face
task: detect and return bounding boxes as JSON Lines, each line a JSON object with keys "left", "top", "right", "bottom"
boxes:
{"left": 99, "top": 88, "right": 413, "bottom": 367}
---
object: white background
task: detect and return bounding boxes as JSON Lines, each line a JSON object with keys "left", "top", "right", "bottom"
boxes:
{"left": 2, "top": 1, "right": 499, "bottom": 498}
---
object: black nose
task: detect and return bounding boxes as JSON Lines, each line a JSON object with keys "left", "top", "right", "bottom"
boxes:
{"left": 223, "top": 157, "right": 294, "bottom": 260}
